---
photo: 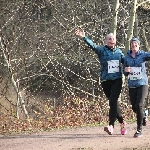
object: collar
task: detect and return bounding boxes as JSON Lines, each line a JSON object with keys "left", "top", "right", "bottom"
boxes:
{"left": 105, "top": 45, "right": 116, "bottom": 51}
{"left": 130, "top": 50, "right": 139, "bottom": 55}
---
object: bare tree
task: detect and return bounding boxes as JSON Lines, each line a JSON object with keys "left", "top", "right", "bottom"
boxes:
{"left": 141, "top": 28, "right": 150, "bottom": 52}
{"left": 0, "top": 36, "right": 29, "bottom": 119}
{"left": 110, "top": 0, "right": 120, "bottom": 36}
{"left": 0, "top": 0, "right": 150, "bottom": 119}
{"left": 124, "top": 0, "right": 150, "bottom": 51}
{"left": 124, "top": 0, "right": 138, "bottom": 51}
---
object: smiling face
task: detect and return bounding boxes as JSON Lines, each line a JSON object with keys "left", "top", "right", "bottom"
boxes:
{"left": 105, "top": 34, "right": 116, "bottom": 48}
{"left": 130, "top": 41, "right": 140, "bottom": 53}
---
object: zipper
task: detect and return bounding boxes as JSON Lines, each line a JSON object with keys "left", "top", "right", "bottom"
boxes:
{"left": 133, "top": 58, "right": 135, "bottom": 66}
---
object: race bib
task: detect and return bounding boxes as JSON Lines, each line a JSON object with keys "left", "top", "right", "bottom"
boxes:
{"left": 107, "top": 60, "right": 119, "bottom": 73}
{"left": 129, "top": 67, "right": 142, "bottom": 80}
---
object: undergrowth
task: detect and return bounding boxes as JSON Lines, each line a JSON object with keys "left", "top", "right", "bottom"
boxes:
{"left": 0, "top": 96, "right": 136, "bottom": 136}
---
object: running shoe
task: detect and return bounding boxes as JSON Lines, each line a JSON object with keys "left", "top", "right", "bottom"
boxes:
{"left": 120, "top": 121, "right": 127, "bottom": 135}
{"left": 104, "top": 125, "right": 113, "bottom": 135}
{"left": 133, "top": 130, "right": 143, "bottom": 138}
{"left": 142, "top": 109, "right": 148, "bottom": 126}
{"left": 142, "top": 117, "right": 148, "bottom": 126}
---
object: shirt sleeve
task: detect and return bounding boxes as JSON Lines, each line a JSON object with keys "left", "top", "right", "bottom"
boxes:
{"left": 144, "top": 52, "right": 150, "bottom": 61}
{"left": 83, "top": 36, "right": 101, "bottom": 55}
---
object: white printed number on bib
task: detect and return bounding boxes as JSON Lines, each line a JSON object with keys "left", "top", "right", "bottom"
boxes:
{"left": 107, "top": 60, "right": 119, "bottom": 73}
{"left": 129, "top": 67, "right": 141, "bottom": 80}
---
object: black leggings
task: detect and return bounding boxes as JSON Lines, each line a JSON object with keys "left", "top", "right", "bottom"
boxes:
{"left": 101, "top": 78, "right": 123, "bottom": 127}
{"left": 129, "top": 85, "right": 148, "bottom": 131}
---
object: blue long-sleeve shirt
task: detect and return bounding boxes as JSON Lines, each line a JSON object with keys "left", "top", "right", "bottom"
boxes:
{"left": 83, "top": 36, "right": 124, "bottom": 81}
{"left": 123, "top": 50, "right": 150, "bottom": 87}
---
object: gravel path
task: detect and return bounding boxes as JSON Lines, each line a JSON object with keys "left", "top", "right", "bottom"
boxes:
{"left": 0, "top": 122, "right": 150, "bottom": 150}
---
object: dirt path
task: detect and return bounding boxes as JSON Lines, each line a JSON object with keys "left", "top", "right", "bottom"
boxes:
{"left": 0, "top": 122, "right": 150, "bottom": 150}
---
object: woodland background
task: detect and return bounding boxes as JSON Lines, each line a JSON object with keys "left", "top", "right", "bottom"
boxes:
{"left": 0, "top": 0, "right": 150, "bottom": 135}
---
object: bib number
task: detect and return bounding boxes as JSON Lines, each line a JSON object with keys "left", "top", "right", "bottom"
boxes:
{"left": 107, "top": 60, "right": 119, "bottom": 73}
{"left": 129, "top": 67, "right": 141, "bottom": 80}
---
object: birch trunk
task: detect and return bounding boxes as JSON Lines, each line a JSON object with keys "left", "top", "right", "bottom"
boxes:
{"left": 110, "top": 0, "right": 119, "bottom": 37}
{"left": 124, "top": 0, "right": 138, "bottom": 51}
{"left": 0, "top": 36, "right": 29, "bottom": 119}
{"left": 141, "top": 28, "right": 150, "bottom": 52}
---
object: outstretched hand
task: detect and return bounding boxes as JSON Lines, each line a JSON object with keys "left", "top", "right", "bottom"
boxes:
{"left": 75, "top": 28, "right": 85, "bottom": 38}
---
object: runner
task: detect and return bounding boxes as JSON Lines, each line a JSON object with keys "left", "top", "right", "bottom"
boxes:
{"left": 123, "top": 37, "right": 149, "bottom": 138}
{"left": 75, "top": 28, "right": 127, "bottom": 135}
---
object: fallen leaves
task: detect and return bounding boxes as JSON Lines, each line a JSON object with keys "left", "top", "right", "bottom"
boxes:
{"left": 0, "top": 96, "right": 135, "bottom": 135}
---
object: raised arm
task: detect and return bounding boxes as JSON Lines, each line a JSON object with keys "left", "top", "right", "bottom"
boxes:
{"left": 75, "top": 28, "right": 85, "bottom": 38}
{"left": 75, "top": 28, "right": 100, "bottom": 54}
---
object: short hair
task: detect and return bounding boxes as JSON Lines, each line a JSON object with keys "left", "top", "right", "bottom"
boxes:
{"left": 105, "top": 33, "right": 116, "bottom": 40}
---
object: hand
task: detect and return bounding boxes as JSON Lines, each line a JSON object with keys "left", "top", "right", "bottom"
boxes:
{"left": 75, "top": 28, "right": 85, "bottom": 38}
{"left": 125, "top": 67, "right": 130, "bottom": 72}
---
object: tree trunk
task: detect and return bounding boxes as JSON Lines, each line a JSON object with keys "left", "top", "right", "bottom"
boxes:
{"left": 110, "top": 0, "right": 119, "bottom": 36}
{"left": 134, "top": 14, "right": 139, "bottom": 38}
{"left": 0, "top": 36, "right": 29, "bottom": 119}
{"left": 141, "top": 28, "right": 150, "bottom": 52}
{"left": 124, "top": 0, "right": 138, "bottom": 51}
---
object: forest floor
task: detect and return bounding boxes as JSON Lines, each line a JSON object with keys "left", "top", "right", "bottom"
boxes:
{"left": 0, "top": 121, "right": 150, "bottom": 150}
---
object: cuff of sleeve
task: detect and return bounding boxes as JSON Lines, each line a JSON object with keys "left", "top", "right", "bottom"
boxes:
{"left": 83, "top": 36, "right": 87, "bottom": 40}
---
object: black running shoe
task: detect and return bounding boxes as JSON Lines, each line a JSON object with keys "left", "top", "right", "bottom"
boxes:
{"left": 133, "top": 130, "right": 143, "bottom": 138}
{"left": 143, "top": 110, "right": 148, "bottom": 126}
{"left": 142, "top": 117, "right": 148, "bottom": 126}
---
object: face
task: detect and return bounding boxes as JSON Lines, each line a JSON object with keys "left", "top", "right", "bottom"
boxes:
{"left": 131, "top": 41, "right": 140, "bottom": 52}
{"left": 105, "top": 35, "right": 116, "bottom": 48}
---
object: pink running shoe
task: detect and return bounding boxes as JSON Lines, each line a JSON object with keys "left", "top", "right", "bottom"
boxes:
{"left": 104, "top": 125, "right": 113, "bottom": 135}
{"left": 120, "top": 122, "right": 127, "bottom": 135}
